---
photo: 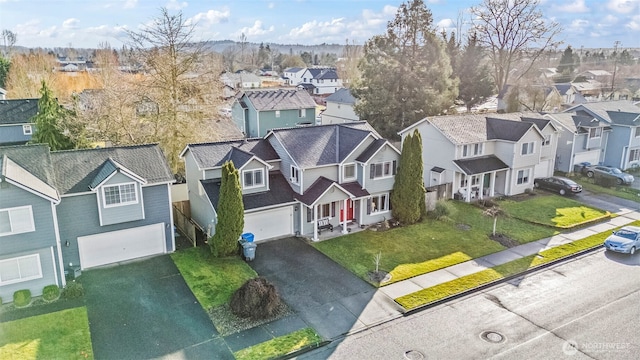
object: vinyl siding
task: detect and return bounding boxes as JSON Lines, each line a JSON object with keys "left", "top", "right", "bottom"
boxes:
{"left": 98, "top": 173, "right": 144, "bottom": 226}
{"left": 554, "top": 128, "right": 576, "bottom": 173}
{"left": 0, "top": 247, "right": 57, "bottom": 303}
{"left": 257, "top": 108, "right": 315, "bottom": 137}
{"left": 0, "top": 124, "right": 33, "bottom": 145}
{"left": 240, "top": 160, "right": 269, "bottom": 195}
{"left": 302, "top": 166, "right": 338, "bottom": 193}
{"left": 267, "top": 136, "right": 301, "bottom": 194}
{"left": 603, "top": 126, "right": 629, "bottom": 169}
{"left": 364, "top": 146, "right": 399, "bottom": 194}
{"left": 405, "top": 123, "right": 456, "bottom": 187}
{"left": 185, "top": 153, "right": 217, "bottom": 230}
{"left": 512, "top": 130, "right": 544, "bottom": 169}
{"left": 321, "top": 103, "right": 359, "bottom": 124}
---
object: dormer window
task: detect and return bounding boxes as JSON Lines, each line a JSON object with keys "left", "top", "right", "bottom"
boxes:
{"left": 103, "top": 183, "right": 138, "bottom": 207}
{"left": 243, "top": 169, "right": 264, "bottom": 189}
{"left": 290, "top": 166, "right": 300, "bottom": 184}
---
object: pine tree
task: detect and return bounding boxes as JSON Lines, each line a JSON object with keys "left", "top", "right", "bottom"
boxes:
{"left": 391, "top": 130, "right": 426, "bottom": 224}
{"left": 30, "top": 80, "right": 74, "bottom": 150}
{"left": 458, "top": 33, "right": 495, "bottom": 112}
{"left": 210, "top": 161, "right": 245, "bottom": 257}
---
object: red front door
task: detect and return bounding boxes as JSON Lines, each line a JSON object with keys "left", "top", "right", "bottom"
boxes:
{"left": 340, "top": 199, "right": 354, "bottom": 222}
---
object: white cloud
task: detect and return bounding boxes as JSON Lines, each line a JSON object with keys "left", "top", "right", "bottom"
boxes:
{"left": 626, "top": 15, "right": 640, "bottom": 30}
{"left": 569, "top": 19, "right": 589, "bottom": 33}
{"left": 123, "top": 0, "right": 137, "bottom": 9}
{"left": 607, "top": 0, "right": 639, "bottom": 14}
{"left": 287, "top": 18, "right": 348, "bottom": 40}
{"left": 552, "top": 0, "right": 589, "bottom": 12}
{"left": 189, "top": 8, "right": 230, "bottom": 26}
{"left": 166, "top": 0, "right": 188, "bottom": 10}
{"left": 436, "top": 18, "right": 454, "bottom": 32}
{"left": 234, "top": 20, "right": 275, "bottom": 37}
{"left": 63, "top": 18, "right": 80, "bottom": 29}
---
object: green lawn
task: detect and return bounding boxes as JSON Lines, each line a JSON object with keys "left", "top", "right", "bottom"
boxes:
{"left": 313, "top": 202, "right": 557, "bottom": 286}
{"left": 233, "top": 328, "right": 323, "bottom": 360}
{"left": 171, "top": 247, "right": 257, "bottom": 309}
{"left": 0, "top": 307, "right": 93, "bottom": 359}
{"left": 498, "top": 194, "right": 610, "bottom": 228}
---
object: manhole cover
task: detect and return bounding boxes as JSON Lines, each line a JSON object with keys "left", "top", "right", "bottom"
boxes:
{"left": 480, "top": 331, "right": 505, "bottom": 343}
{"left": 404, "top": 350, "right": 425, "bottom": 360}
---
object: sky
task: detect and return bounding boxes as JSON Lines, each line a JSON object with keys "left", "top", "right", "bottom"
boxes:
{"left": 0, "top": 0, "right": 638, "bottom": 50}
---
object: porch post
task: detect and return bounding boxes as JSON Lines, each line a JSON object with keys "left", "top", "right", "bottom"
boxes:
{"left": 312, "top": 204, "right": 319, "bottom": 241}
{"left": 479, "top": 174, "right": 485, "bottom": 200}
{"left": 490, "top": 172, "right": 496, "bottom": 197}
{"left": 466, "top": 176, "right": 472, "bottom": 202}
{"left": 342, "top": 199, "right": 348, "bottom": 234}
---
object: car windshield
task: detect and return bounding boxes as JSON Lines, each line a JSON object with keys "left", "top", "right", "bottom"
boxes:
{"left": 614, "top": 230, "right": 638, "bottom": 240}
{"left": 562, "top": 179, "right": 577, "bottom": 186}
{"left": 611, "top": 168, "right": 622, "bottom": 174}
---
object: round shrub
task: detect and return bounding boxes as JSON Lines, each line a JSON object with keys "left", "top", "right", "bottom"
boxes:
{"left": 62, "top": 281, "right": 85, "bottom": 299}
{"left": 432, "top": 200, "right": 456, "bottom": 220}
{"left": 42, "top": 285, "right": 60, "bottom": 302}
{"left": 230, "top": 277, "right": 282, "bottom": 320}
{"left": 13, "top": 289, "right": 32, "bottom": 307}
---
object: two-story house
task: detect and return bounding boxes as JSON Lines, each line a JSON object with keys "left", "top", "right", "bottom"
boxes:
{"left": 399, "top": 113, "right": 558, "bottom": 202}
{"left": 181, "top": 122, "right": 400, "bottom": 242}
{"left": 282, "top": 67, "right": 306, "bottom": 86}
{"left": 297, "top": 68, "right": 343, "bottom": 95}
{"left": 320, "top": 88, "right": 360, "bottom": 125}
{"left": 0, "top": 98, "right": 38, "bottom": 146}
{"left": 0, "top": 144, "right": 175, "bottom": 303}
{"left": 232, "top": 89, "right": 317, "bottom": 138}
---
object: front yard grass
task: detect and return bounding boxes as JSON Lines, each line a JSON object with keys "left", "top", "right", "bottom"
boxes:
{"left": 0, "top": 307, "right": 93, "bottom": 359}
{"left": 313, "top": 202, "right": 557, "bottom": 286}
{"left": 498, "top": 194, "right": 611, "bottom": 229}
{"left": 233, "top": 328, "right": 323, "bottom": 360}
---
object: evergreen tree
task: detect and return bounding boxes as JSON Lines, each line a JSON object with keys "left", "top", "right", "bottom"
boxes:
{"left": 0, "top": 55, "right": 9, "bottom": 88}
{"left": 211, "top": 161, "right": 245, "bottom": 257}
{"left": 457, "top": 33, "right": 495, "bottom": 112}
{"left": 412, "top": 130, "right": 427, "bottom": 218}
{"left": 391, "top": 130, "right": 426, "bottom": 224}
{"left": 30, "top": 80, "right": 74, "bottom": 150}
{"left": 557, "top": 46, "right": 575, "bottom": 75}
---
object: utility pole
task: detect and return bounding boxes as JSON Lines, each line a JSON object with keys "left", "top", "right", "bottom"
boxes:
{"left": 611, "top": 40, "right": 620, "bottom": 97}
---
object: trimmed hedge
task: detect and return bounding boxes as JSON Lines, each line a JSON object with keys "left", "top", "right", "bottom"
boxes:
{"left": 13, "top": 289, "right": 32, "bottom": 307}
{"left": 43, "top": 285, "right": 61, "bottom": 302}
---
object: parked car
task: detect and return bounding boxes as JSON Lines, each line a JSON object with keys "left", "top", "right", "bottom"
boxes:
{"left": 533, "top": 176, "right": 582, "bottom": 195}
{"left": 604, "top": 226, "right": 640, "bottom": 255}
{"left": 584, "top": 165, "right": 634, "bottom": 185}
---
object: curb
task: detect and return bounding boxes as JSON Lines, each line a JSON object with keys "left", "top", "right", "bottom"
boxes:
{"left": 402, "top": 244, "right": 604, "bottom": 316}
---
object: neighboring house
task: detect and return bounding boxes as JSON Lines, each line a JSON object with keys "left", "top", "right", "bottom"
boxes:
{"left": 0, "top": 88, "right": 6, "bottom": 100}
{"left": 297, "top": 68, "right": 343, "bottom": 95}
{"left": 231, "top": 89, "right": 317, "bottom": 138}
{"left": 554, "top": 83, "right": 587, "bottom": 109}
{"left": 221, "top": 71, "right": 262, "bottom": 90}
{"left": 0, "top": 144, "right": 175, "bottom": 303}
{"left": 181, "top": 122, "right": 400, "bottom": 242}
{"left": 543, "top": 113, "right": 611, "bottom": 173}
{"left": 565, "top": 100, "right": 640, "bottom": 170}
{"left": 320, "top": 88, "right": 360, "bottom": 125}
{"left": 399, "top": 113, "right": 558, "bottom": 202}
{"left": 282, "top": 67, "right": 306, "bottom": 86}
{"left": 0, "top": 98, "right": 38, "bottom": 146}
{"left": 497, "top": 85, "right": 562, "bottom": 112}
{"left": 571, "top": 80, "right": 606, "bottom": 101}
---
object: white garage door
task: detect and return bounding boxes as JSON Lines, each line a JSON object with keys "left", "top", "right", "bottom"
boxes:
{"left": 78, "top": 223, "right": 166, "bottom": 269}
{"left": 574, "top": 150, "right": 600, "bottom": 167}
{"left": 244, "top": 207, "right": 293, "bottom": 241}
{"left": 534, "top": 159, "right": 553, "bottom": 178}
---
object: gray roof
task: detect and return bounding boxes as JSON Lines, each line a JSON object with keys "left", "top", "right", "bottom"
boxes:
{"left": 554, "top": 83, "right": 572, "bottom": 95}
{"left": 269, "top": 123, "right": 373, "bottom": 168}
{"left": 355, "top": 138, "right": 387, "bottom": 162}
{"left": 486, "top": 117, "right": 534, "bottom": 142}
{"left": 0, "top": 144, "right": 56, "bottom": 186}
{"left": 306, "top": 68, "right": 339, "bottom": 80}
{"left": 1, "top": 154, "right": 59, "bottom": 202}
{"left": 454, "top": 155, "right": 509, "bottom": 175}
{"left": 50, "top": 144, "right": 174, "bottom": 194}
{"left": 242, "top": 89, "right": 316, "bottom": 111}
{"left": 284, "top": 67, "right": 304, "bottom": 73}
{"left": 201, "top": 172, "right": 296, "bottom": 211}
{"left": 566, "top": 100, "right": 640, "bottom": 123}
{"left": 184, "top": 139, "right": 279, "bottom": 170}
{"left": 0, "top": 98, "right": 38, "bottom": 125}
{"left": 325, "top": 88, "right": 356, "bottom": 105}
{"left": 546, "top": 113, "right": 608, "bottom": 133}
{"left": 605, "top": 111, "right": 640, "bottom": 126}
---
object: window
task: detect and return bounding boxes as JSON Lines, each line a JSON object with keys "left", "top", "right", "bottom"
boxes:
{"left": 521, "top": 142, "right": 535, "bottom": 155}
{"left": 318, "top": 202, "right": 336, "bottom": 218}
{"left": 343, "top": 164, "right": 356, "bottom": 181}
{"left": 275, "top": 110, "right": 280, "bottom": 118}
{"left": 103, "top": 183, "right": 138, "bottom": 207}
{"left": 0, "top": 254, "right": 42, "bottom": 285}
{"left": 298, "top": 109, "right": 306, "bottom": 118}
{"left": 243, "top": 169, "right": 264, "bottom": 189}
{"left": 290, "top": 166, "right": 300, "bottom": 184}
{"left": 370, "top": 161, "right": 396, "bottom": 179}
{"left": 635, "top": 127, "right": 640, "bottom": 138}
{"left": 462, "top": 143, "right": 483, "bottom": 157}
{"left": 0, "top": 206, "right": 35, "bottom": 237}
{"left": 368, "top": 194, "right": 390, "bottom": 214}
{"left": 23, "top": 125, "right": 32, "bottom": 135}
{"left": 542, "top": 135, "right": 551, "bottom": 146}
{"left": 517, "top": 169, "right": 530, "bottom": 185}
{"left": 589, "top": 127, "right": 602, "bottom": 139}
{"left": 630, "top": 149, "right": 640, "bottom": 162}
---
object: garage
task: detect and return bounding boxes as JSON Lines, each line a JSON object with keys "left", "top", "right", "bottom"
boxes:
{"left": 78, "top": 223, "right": 166, "bottom": 269}
{"left": 574, "top": 150, "right": 600, "bottom": 169}
{"left": 244, "top": 206, "right": 293, "bottom": 241}
{"left": 534, "top": 159, "right": 553, "bottom": 178}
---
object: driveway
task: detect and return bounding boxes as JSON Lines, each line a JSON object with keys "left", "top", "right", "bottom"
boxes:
{"left": 576, "top": 189, "right": 639, "bottom": 214}
{"left": 248, "top": 237, "right": 402, "bottom": 340}
{"left": 82, "top": 255, "right": 233, "bottom": 360}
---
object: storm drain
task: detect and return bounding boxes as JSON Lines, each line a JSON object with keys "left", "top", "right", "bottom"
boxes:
{"left": 480, "top": 331, "right": 506, "bottom": 343}
{"left": 404, "top": 350, "right": 425, "bottom": 359}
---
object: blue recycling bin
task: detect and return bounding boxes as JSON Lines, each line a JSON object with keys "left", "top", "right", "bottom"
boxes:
{"left": 241, "top": 233, "right": 254, "bottom": 243}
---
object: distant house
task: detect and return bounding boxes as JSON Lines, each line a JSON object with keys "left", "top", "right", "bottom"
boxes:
{"left": 554, "top": 83, "right": 587, "bottom": 109}
{"left": 231, "top": 89, "right": 317, "bottom": 137}
{"left": 221, "top": 71, "right": 262, "bottom": 90}
{"left": 320, "top": 88, "right": 360, "bottom": 125}
{"left": 497, "top": 85, "right": 562, "bottom": 112}
{"left": 399, "top": 113, "right": 559, "bottom": 202}
{"left": 0, "top": 144, "right": 175, "bottom": 303}
{"left": 282, "top": 67, "right": 306, "bottom": 86}
{"left": 297, "top": 68, "right": 343, "bottom": 95}
{"left": 181, "top": 122, "right": 399, "bottom": 242}
{"left": 0, "top": 98, "right": 38, "bottom": 146}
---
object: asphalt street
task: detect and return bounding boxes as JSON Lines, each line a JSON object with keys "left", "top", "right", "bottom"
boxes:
{"left": 300, "top": 249, "right": 640, "bottom": 360}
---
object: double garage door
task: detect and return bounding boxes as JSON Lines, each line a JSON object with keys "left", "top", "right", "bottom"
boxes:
{"left": 78, "top": 223, "right": 166, "bottom": 269}
{"left": 243, "top": 206, "right": 293, "bottom": 242}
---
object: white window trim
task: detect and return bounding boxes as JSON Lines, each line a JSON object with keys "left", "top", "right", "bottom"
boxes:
{"left": 517, "top": 169, "right": 530, "bottom": 185}
{"left": 290, "top": 166, "right": 300, "bottom": 185}
{"left": 299, "top": 108, "right": 306, "bottom": 118}
{"left": 243, "top": 168, "right": 265, "bottom": 189}
{"left": 23, "top": 124, "right": 33, "bottom": 135}
{"left": 102, "top": 182, "right": 139, "bottom": 208}
{"left": 372, "top": 161, "right": 394, "bottom": 179}
{"left": 542, "top": 134, "right": 551, "bottom": 146}
{"left": 521, "top": 141, "right": 535, "bottom": 156}
{"left": 0, "top": 254, "right": 43, "bottom": 285}
{"left": 462, "top": 143, "right": 484, "bottom": 158}
{"left": 0, "top": 205, "right": 36, "bottom": 237}
{"left": 629, "top": 149, "right": 640, "bottom": 162}
{"left": 317, "top": 202, "right": 336, "bottom": 219}
{"left": 343, "top": 163, "right": 356, "bottom": 181}
{"left": 635, "top": 127, "right": 640, "bottom": 138}
{"left": 370, "top": 193, "right": 390, "bottom": 214}
{"left": 589, "top": 127, "right": 602, "bottom": 139}
{"left": 275, "top": 110, "right": 280, "bottom": 118}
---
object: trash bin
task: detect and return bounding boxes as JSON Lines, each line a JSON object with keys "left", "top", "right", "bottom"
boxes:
{"left": 241, "top": 241, "right": 257, "bottom": 261}
{"left": 241, "top": 232, "right": 254, "bottom": 243}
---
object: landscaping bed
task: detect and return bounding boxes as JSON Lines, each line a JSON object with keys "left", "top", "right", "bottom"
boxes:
{"left": 233, "top": 327, "right": 323, "bottom": 360}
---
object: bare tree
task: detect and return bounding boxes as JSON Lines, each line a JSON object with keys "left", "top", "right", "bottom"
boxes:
{"left": 336, "top": 39, "right": 362, "bottom": 88}
{"left": 1, "top": 29, "right": 17, "bottom": 56}
{"left": 471, "top": 0, "right": 562, "bottom": 93}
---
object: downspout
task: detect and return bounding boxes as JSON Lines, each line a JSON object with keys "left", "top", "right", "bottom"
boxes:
{"left": 51, "top": 203, "right": 66, "bottom": 287}
{"left": 256, "top": 110, "right": 260, "bottom": 137}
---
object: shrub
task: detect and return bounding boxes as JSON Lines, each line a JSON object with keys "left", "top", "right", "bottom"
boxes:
{"left": 432, "top": 200, "right": 455, "bottom": 220}
{"left": 62, "top": 281, "right": 85, "bottom": 299}
{"left": 230, "top": 277, "right": 282, "bottom": 320}
{"left": 42, "top": 285, "right": 61, "bottom": 302}
{"left": 13, "top": 289, "right": 32, "bottom": 307}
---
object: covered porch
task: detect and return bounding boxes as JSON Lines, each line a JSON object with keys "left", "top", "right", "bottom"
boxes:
{"left": 453, "top": 155, "right": 509, "bottom": 202}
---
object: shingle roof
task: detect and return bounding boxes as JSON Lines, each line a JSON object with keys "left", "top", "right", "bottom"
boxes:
{"left": 565, "top": 100, "right": 640, "bottom": 123}
{"left": 1, "top": 154, "right": 59, "bottom": 202}
{"left": 0, "top": 144, "right": 56, "bottom": 186}
{"left": 605, "top": 111, "right": 640, "bottom": 126}
{"left": 486, "top": 117, "right": 534, "bottom": 141}
{"left": 50, "top": 144, "right": 174, "bottom": 194}
{"left": 295, "top": 176, "right": 354, "bottom": 206}
{"left": 88, "top": 158, "right": 147, "bottom": 190}
{"left": 243, "top": 89, "right": 316, "bottom": 111}
{"left": 201, "top": 172, "right": 296, "bottom": 211}
{"left": 325, "top": 88, "right": 356, "bottom": 105}
{"left": 0, "top": 98, "right": 39, "bottom": 125}
{"left": 355, "top": 138, "right": 387, "bottom": 162}
{"left": 306, "top": 68, "right": 339, "bottom": 80}
{"left": 184, "top": 139, "right": 279, "bottom": 169}
{"left": 554, "top": 83, "right": 572, "bottom": 95}
{"left": 453, "top": 155, "right": 509, "bottom": 175}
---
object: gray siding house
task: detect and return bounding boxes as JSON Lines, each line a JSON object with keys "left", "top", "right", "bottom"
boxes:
{"left": 0, "top": 98, "right": 38, "bottom": 146}
{"left": 320, "top": 88, "right": 360, "bottom": 125}
{"left": 0, "top": 144, "right": 175, "bottom": 303}
{"left": 181, "top": 122, "right": 400, "bottom": 242}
